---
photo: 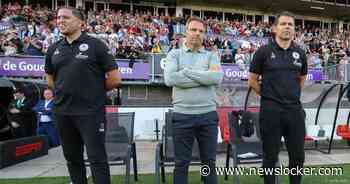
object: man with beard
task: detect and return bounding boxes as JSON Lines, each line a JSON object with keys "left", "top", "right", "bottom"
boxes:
{"left": 45, "top": 7, "right": 121, "bottom": 184}
{"left": 248, "top": 11, "right": 307, "bottom": 184}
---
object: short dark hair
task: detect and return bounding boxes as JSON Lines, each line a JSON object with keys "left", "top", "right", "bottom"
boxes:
{"left": 14, "top": 88, "right": 24, "bottom": 94}
{"left": 274, "top": 11, "right": 295, "bottom": 26}
{"left": 185, "top": 16, "right": 207, "bottom": 31}
{"left": 59, "top": 7, "right": 85, "bottom": 21}
{"left": 44, "top": 88, "right": 53, "bottom": 92}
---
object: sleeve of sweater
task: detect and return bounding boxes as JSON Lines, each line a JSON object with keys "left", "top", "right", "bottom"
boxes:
{"left": 164, "top": 49, "right": 201, "bottom": 88}
{"left": 183, "top": 52, "right": 224, "bottom": 86}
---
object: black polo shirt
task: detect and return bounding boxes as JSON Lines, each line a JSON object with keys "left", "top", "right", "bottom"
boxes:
{"left": 45, "top": 33, "right": 117, "bottom": 115}
{"left": 249, "top": 39, "right": 307, "bottom": 105}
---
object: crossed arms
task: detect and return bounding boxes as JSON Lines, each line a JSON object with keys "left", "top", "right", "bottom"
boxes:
{"left": 164, "top": 50, "right": 224, "bottom": 88}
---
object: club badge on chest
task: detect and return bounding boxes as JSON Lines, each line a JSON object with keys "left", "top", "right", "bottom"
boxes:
{"left": 79, "top": 43, "right": 89, "bottom": 52}
{"left": 292, "top": 51, "right": 302, "bottom": 68}
{"left": 75, "top": 43, "right": 89, "bottom": 60}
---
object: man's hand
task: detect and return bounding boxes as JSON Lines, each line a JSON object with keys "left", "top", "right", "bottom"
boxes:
{"left": 10, "top": 108, "right": 20, "bottom": 114}
{"left": 208, "top": 65, "right": 221, "bottom": 71}
{"left": 105, "top": 69, "right": 121, "bottom": 90}
{"left": 11, "top": 121, "right": 20, "bottom": 128}
{"left": 46, "top": 74, "right": 54, "bottom": 89}
{"left": 248, "top": 72, "right": 261, "bottom": 96}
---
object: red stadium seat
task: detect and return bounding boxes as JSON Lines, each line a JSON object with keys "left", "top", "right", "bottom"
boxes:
{"left": 336, "top": 125, "right": 349, "bottom": 135}
{"left": 336, "top": 125, "right": 350, "bottom": 140}
{"left": 304, "top": 136, "right": 314, "bottom": 141}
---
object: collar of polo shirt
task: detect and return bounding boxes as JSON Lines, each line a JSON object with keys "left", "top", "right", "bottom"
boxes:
{"left": 182, "top": 41, "right": 206, "bottom": 53}
{"left": 63, "top": 32, "right": 88, "bottom": 45}
{"left": 271, "top": 38, "right": 296, "bottom": 51}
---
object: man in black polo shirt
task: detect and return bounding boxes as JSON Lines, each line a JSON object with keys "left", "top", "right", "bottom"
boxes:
{"left": 45, "top": 7, "right": 121, "bottom": 184}
{"left": 248, "top": 12, "right": 307, "bottom": 184}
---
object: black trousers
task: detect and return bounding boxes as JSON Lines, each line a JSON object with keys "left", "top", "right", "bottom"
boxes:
{"left": 172, "top": 111, "right": 218, "bottom": 184}
{"left": 10, "top": 113, "right": 36, "bottom": 138}
{"left": 53, "top": 113, "right": 111, "bottom": 184}
{"left": 260, "top": 99, "right": 306, "bottom": 184}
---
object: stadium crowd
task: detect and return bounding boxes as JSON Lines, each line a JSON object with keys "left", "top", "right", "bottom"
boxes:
{"left": 1, "top": 2, "right": 350, "bottom": 68}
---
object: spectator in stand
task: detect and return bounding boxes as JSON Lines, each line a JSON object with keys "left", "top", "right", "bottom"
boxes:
{"left": 23, "top": 34, "right": 43, "bottom": 55}
{"left": 1, "top": 35, "right": 22, "bottom": 56}
{"left": 151, "top": 37, "right": 162, "bottom": 53}
{"left": 308, "top": 51, "right": 322, "bottom": 69}
{"left": 0, "top": 1, "right": 350, "bottom": 67}
{"left": 222, "top": 48, "right": 234, "bottom": 64}
{"left": 168, "top": 38, "right": 180, "bottom": 52}
{"left": 235, "top": 47, "right": 245, "bottom": 66}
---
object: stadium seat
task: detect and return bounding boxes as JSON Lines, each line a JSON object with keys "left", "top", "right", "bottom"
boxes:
{"left": 323, "top": 125, "right": 342, "bottom": 140}
{"left": 85, "top": 112, "right": 138, "bottom": 184}
{"left": 305, "top": 125, "right": 342, "bottom": 141}
{"left": 225, "top": 110, "right": 281, "bottom": 184}
{"left": 336, "top": 125, "right": 350, "bottom": 140}
{"left": 305, "top": 125, "right": 325, "bottom": 141}
{"left": 154, "top": 110, "right": 201, "bottom": 184}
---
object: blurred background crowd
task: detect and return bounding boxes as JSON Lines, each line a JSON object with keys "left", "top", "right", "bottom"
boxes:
{"left": 1, "top": 2, "right": 350, "bottom": 69}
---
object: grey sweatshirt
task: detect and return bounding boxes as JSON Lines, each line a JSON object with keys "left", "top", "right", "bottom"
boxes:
{"left": 164, "top": 46, "right": 224, "bottom": 114}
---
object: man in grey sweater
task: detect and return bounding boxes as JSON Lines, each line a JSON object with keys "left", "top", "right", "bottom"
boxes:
{"left": 164, "top": 16, "right": 224, "bottom": 184}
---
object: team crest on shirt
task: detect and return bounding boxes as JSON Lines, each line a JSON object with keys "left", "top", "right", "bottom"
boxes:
{"left": 292, "top": 52, "right": 300, "bottom": 60}
{"left": 293, "top": 60, "right": 302, "bottom": 68}
{"left": 271, "top": 52, "right": 276, "bottom": 60}
{"left": 53, "top": 48, "right": 59, "bottom": 55}
{"left": 75, "top": 52, "right": 89, "bottom": 59}
{"left": 292, "top": 52, "right": 302, "bottom": 68}
{"left": 79, "top": 43, "right": 89, "bottom": 52}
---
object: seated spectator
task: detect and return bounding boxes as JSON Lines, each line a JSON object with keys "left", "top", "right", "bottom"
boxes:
{"left": 151, "top": 38, "right": 162, "bottom": 53}
{"left": 2, "top": 41, "right": 17, "bottom": 55}
{"left": 8, "top": 88, "right": 36, "bottom": 138}
{"left": 346, "top": 48, "right": 350, "bottom": 57}
{"left": 234, "top": 47, "right": 245, "bottom": 63}
{"left": 23, "top": 35, "right": 43, "bottom": 56}
{"left": 1, "top": 33, "right": 22, "bottom": 55}
{"left": 168, "top": 38, "right": 179, "bottom": 52}
{"left": 0, "top": 2, "right": 348, "bottom": 66}
{"left": 308, "top": 51, "right": 322, "bottom": 69}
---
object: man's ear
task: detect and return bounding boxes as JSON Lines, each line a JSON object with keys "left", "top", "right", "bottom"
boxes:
{"left": 271, "top": 25, "right": 276, "bottom": 33}
{"left": 79, "top": 19, "right": 85, "bottom": 28}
